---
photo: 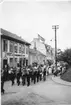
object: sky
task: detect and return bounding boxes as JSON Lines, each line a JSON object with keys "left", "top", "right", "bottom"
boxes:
{"left": 0, "top": 0, "right": 71, "bottom": 51}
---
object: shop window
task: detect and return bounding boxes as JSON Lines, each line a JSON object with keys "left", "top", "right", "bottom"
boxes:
{"left": 3, "top": 40, "right": 8, "bottom": 52}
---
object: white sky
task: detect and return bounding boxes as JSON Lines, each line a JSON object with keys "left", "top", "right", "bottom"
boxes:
{"left": 0, "top": 0, "right": 71, "bottom": 51}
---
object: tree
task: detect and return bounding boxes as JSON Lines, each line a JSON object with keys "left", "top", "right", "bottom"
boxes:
{"left": 57, "top": 49, "right": 62, "bottom": 62}
{"left": 57, "top": 48, "right": 71, "bottom": 65}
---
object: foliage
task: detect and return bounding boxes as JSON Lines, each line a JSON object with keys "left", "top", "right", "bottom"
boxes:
{"left": 61, "top": 67, "right": 71, "bottom": 82}
{"left": 57, "top": 48, "right": 71, "bottom": 65}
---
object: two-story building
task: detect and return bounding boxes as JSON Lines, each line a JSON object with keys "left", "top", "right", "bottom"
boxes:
{"left": 0, "top": 28, "right": 30, "bottom": 69}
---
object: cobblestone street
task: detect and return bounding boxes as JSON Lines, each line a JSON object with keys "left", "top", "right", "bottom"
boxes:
{"left": 1, "top": 76, "right": 71, "bottom": 105}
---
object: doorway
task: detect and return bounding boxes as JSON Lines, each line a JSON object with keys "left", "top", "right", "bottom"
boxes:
{"left": 3, "top": 59, "right": 7, "bottom": 68}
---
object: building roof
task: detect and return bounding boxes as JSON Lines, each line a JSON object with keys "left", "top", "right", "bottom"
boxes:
{"left": 0, "top": 28, "right": 31, "bottom": 45}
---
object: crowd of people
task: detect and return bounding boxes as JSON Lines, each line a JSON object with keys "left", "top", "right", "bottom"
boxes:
{"left": 1, "top": 64, "right": 47, "bottom": 94}
{"left": 1, "top": 63, "right": 67, "bottom": 94}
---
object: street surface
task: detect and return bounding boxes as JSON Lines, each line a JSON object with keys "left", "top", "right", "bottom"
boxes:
{"left": 1, "top": 76, "right": 71, "bottom": 105}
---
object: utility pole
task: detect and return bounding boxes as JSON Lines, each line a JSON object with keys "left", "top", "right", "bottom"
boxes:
{"left": 52, "top": 25, "right": 59, "bottom": 71}
{"left": 0, "top": 32, "right": 1, "bottom": 77}
{"left": 34, "top": 40, "right": 38, "bottom": 63}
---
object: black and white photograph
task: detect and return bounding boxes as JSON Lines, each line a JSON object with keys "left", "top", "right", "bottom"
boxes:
{"left": 0, "top": 0, "right": 71, "bottom": 105}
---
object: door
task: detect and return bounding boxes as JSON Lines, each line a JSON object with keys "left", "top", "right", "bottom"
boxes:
{"left": 3, "top": 59, "right": 7, "bottom": 68}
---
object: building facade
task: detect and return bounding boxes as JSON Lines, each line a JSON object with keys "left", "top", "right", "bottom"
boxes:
{"left": 28, "top": 48, "right": 46, "bottom": 65}
{"left": 30, "top": 38, "right": 46, "bottom": 56}
{"left": 0, "top": 28, "right": 30, "bottom": 69}
{"left": 30, "top": 36, "right": 54, "bottom": 63}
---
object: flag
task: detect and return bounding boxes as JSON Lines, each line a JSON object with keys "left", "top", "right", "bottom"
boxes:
{"left": 38, "top": 34, "right": 45, "bottom": 42}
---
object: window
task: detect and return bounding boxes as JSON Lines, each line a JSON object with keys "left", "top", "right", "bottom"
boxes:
{"left": 19, "top": 44, "right": 22, "bottom": 53}
{"left": 10, "top": 41, "right": 13, "bottom": 53}
{"left": 14, "top": 43, "right": 18, "bottom": 53}
{"left": 15, "top": 58, "right": 17, "bottom": 62}
{"left": 26, "top": 46, "right": 29, "bottom": 54}
{"left": 22, "top": 45, "right": 25, "bottom": 54}
{"left": 3, "top": 40, "right": 8, "bottom": 52}
{"left": 21, "top": 45, "right": 23, "bottom": 53}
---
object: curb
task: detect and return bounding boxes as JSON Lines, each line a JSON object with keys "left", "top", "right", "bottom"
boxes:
{"left": 52, "top": 76, "right": 71, "bottom": 86}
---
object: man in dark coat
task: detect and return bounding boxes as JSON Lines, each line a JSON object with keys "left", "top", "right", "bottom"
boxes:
{"left": 22, "top": 67, "right": 26, "bottom": 86}
{"left": 39, "top": 69, "right": 42, "bottom": 81}
{"left": 16, "top": 67, "right": 21, "bottom": 86}
{"left": 43, "top": 67, "right": 46, "bottom": 81}
{"left": 9, "top": 67, "right": 15, "bottom": 86}
{"left": 36, "top": 69, "right": 40, "bottom": 82}
{"left": 1, "top": 69, "right": 5, "bottom": 94}
{"left": 26, "top": 68, "right": 30, "bottom": 86}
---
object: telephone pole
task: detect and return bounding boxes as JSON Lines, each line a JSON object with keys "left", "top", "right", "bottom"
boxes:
{"left": 52, "top": 25, "right": 59, "bottom": 71}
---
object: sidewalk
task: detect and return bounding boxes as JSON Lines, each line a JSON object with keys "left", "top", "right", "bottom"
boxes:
{"left": 52, "top": 76, "right": 71, "bottom": 86}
